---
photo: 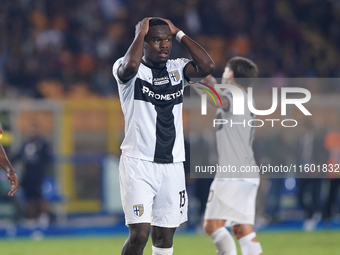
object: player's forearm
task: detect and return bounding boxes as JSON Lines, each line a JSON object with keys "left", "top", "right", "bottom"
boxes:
{"left": 191, "top": 85, "right": 218, "bottom": 106}
{"left": 119, "top": 34, "right": 145, "bottom": 81}
{"left": 0, "top": 146, "right": 14, "bottom": 173}
{"left": 180, "top": 36, "right": 215, "bottom": 77}
{"left": 191, "top": 84, "right": 228, "bottom": 108}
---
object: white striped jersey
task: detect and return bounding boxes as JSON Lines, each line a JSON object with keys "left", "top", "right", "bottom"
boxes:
{"left": 215, "top": 86, "right": 260, "bottom": 185}
{"left": 113, "top": 57, "right": 192, "bottom": 163}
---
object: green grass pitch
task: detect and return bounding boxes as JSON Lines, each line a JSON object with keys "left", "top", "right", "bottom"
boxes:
{"left": 1, "top": 231, "right": 340, "bottom": 255}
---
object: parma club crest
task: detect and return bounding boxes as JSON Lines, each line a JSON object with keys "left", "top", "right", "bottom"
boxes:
{"left": 133, "top": 204, "right": 144, "bottom": 217}
{"left": 169, "top": 70, "right": 180, "bottom": 82}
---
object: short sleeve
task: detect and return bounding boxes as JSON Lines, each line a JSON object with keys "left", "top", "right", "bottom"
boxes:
{"left": 112, "top": 57, "right": 125, "bottom": 84}
{"left": 112, "top": 57, "right": 137, "bottom": 86}
{"left": 175, "top": 58, "right": 194, "bottom": 87}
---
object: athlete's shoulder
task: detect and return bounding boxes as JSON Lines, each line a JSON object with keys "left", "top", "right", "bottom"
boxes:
{"left": 220, "top": 86, "right": 234, "bottom": 100}
{"left": 113, "top": 57, "right": 144, "bottom": 85}
{"left": 112, "top": 57, "right": 124, "bottom": 75}
{"left": 114, "top": 57, "right": 124, "bottom": 66}
{"left": 221, "top": 85, "right": 248, "bottom": 97}
{"left": 167, "top": 58, "right": 192, "bottom": 68}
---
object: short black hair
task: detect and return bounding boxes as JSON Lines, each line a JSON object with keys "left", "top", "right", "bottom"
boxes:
{"left": 227, "top": 57, "right": 258, "bottom": 87}
{"left": 149, "top": 18, "right": 169, "bottom": 27}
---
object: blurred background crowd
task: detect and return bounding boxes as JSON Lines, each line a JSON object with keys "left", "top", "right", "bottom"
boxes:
{"left": 0, "top": 0, "right": 339, "bottom": 235}
{"left": 1, "top": 0, "right": 340, "bottom": 99}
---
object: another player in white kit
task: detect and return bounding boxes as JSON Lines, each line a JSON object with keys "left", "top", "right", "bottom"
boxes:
{"left": 112, "top": 18, "right": 214, "bottom": 255}
{"left": 193, "top": 57, "right": 262, "bottom": 255}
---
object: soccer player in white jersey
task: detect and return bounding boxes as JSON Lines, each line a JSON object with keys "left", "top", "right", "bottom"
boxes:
{"left": 192, "top": 57, "right": 262, "bottom": 255}
{"left": 112, "top": 17, "right": 214, "bottom": 255}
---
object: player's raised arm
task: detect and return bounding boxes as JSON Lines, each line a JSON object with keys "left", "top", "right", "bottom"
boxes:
{"left": 118, "top": 17, "right": 152, "bottom": 82}
{"left": 0, "top": 145, "right": 19, "bottom": 196}
{"left": 161, "top": 18, "right": 215, "bottom": 79}
{"left": 191, "top": 75, "right": 230, "bottom": 110}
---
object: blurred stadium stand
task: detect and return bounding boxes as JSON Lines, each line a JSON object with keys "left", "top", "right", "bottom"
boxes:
{"left": 1, "top": 0, "right": 340, "bottom": 99}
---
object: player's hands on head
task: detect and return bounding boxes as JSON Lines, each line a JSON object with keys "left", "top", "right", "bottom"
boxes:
{"left": 158, "top": 18, "right": 180, "bottom": 35}
{"left": 7, "top": 169, "right": 18, "bottom": 196}
{"left": 135, "top": 17, "right": 152, "bottom": 37}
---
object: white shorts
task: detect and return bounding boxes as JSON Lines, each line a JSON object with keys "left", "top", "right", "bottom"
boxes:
{"left": 119, "top": 154, "right": 188, "bottom": 228}
{"left": 204, "top": 179, "right": 259, "bottom": 227}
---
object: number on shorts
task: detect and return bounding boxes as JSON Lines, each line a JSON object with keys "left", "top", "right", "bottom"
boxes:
{"left": 179, "top": 190, "right": 186, "bottom": 208}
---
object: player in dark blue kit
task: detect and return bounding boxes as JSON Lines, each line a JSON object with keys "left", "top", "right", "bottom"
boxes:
{"left": 12, "top": 123, "right": 52, "bottom": 226}
{"left": 113, "top": 17, "right": 214, "bottom": 255}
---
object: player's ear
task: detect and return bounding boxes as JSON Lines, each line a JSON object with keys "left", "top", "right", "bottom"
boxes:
{"left": 229, "top": 70, "right": 234, "bottom": 79}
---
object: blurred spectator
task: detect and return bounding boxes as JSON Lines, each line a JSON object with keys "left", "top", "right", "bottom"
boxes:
{"left": 253, "top": 129, "right": 270, "bottom": 222}
{"left": 323, "top": 125, "right": 340, "bottom": 220}
{"left": 12, "top": 122, "right": 52, "bottom": 228}
{"left": 264, "top": 131, "right": 293, "bottom": 223}
{"left": 295, "top": 121, "right": 328, "bottom": 230}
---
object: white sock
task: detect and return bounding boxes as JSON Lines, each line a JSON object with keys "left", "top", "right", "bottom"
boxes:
{"left": 238, "top": 232, "right": 263, "bottom": 255}
{"left": 210, "top": 227, "right": 237, "bottom": 255}
{"left": 152, "top": 245, "right": 173, "bottom": 255}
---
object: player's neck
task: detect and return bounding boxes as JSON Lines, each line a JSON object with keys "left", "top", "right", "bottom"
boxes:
{"left": 142, "top": 56, "right": 166, "bottom": 69}
{"left": 231, "top": 81, "right": 247, "bottom": 92}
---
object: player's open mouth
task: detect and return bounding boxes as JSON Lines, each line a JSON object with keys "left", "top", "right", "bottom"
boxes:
{"left": 159, "top": 52, "right": 168, "bottom": 58}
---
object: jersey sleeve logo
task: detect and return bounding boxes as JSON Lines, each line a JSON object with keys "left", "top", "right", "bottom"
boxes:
{"left": 133, "top": 204, "right": 144, "bottom": 217}
{"left": 169, "top": 70, "right": 180, "bottom": 82}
